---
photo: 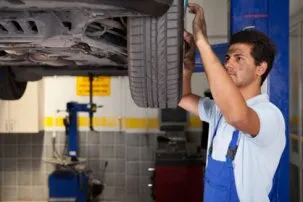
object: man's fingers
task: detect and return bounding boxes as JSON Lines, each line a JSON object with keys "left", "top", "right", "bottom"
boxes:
{"left": 184, "top": 60, "right": 194, "bottom": 69}
{"left": 184, "top": 32, "right": 196, "bottom": 55}
{"left": 184, "top": 52, "right": 194, "bottom": 61}
{"left": 188, "top": 3, "right": 204, "bottom": 27}
{"left": 184, "top": 44, "right": 195, "bottom": 62}
{"left": 187, "top": 3, "right": 200, "bottom": 13}
{"left": 188, "top": 3, "right": 203, "bottom": 15}
{"left": 183, "top": 31, "right": 193, "bottom": 43}
{"left": 183, "top": 31, "right": 189, "bottom": 42}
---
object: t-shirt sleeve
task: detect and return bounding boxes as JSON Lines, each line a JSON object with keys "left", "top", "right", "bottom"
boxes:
{"left": 198, "top": 97, "right": 216, "bottom": 123}
{"left": 246, "top": 103, "right": 285, "bottom": 147}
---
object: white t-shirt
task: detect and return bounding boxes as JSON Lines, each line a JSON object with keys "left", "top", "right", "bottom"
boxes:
{"left": 198, "top": 94, "right": 286, "bottom": 202}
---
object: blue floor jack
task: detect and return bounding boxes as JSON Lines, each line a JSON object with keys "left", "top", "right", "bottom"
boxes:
{"left": 45, "top": 74, "right": 106, "bottom": 202}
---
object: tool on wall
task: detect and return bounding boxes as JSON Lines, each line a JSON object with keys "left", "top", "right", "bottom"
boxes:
{"left": 44, "top": 74, "right": 105, "bottom": 202}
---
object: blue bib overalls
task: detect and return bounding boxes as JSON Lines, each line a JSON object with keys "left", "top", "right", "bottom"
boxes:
{"left": 203, "top": 115, "right": 240, "bottom": 202}
{"left": 203, "top": 115, "right": 278, "bottom": 202}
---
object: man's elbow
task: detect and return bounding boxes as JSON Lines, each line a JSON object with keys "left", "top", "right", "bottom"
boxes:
{"left": 225, "top": 109, "right": 259, "bottom": 136}
{"left": 178, "top": 95, "right": 190, "bottom": 109}
{"left": 178, "top": 94, "right": 200, "bottom": 117}
{"left": 225, "top": 110, "right": 249, "bottom": 128}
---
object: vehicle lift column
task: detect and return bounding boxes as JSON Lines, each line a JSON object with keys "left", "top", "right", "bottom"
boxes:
{"left": 195, "top": 0, "right": 289, "bottom": 201}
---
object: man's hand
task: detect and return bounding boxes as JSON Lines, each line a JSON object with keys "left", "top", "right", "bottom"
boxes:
{"left": 183, "top": 31, "right": 195, "bottom": 76}
{"left": 188, "top": 3, "right": 208, "bottom": 44}
{"left": 178, "top": 30, "right": 201, "bottom": 117}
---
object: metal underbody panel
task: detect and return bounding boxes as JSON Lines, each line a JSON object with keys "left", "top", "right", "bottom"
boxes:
{"left": 0, "top": 10, "right": 129, "bottom": 67}
{"left": 0, "top": 0, "right": 173, "bottom": 79}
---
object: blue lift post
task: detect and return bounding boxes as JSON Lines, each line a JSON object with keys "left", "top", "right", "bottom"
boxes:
{"left": 194, "top": 0, "right": 290, "bottom": 201}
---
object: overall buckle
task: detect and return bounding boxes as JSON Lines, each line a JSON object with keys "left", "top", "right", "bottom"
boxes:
{"left": 226, "top": 146, "right": 238, "bottom": 160}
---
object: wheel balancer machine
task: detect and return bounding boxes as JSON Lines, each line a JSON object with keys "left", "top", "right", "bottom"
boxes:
{"left": 45, "top": 75, "right": 105, "bottom": 202}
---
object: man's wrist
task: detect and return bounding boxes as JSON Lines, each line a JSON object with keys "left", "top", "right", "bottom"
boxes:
{"left": 196, "top": 37, "right": 211, "bottom": 51}
{"left": 183, "top": 71, "right": 193, "bottom": 78}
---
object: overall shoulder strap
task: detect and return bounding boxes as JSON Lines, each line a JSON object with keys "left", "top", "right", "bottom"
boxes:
{"left": 209, "top": 114, "right": 223, "bottom": 155}
{"left": 226, "top": 130, "right": 240, "bottom": 162}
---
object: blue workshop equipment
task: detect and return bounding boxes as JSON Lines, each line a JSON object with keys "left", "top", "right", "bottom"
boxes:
{"left": 194, "top": 0, "right": 290, "bottom": 201}
{"left": 48, "top": 101, "right": 97, "bottom": 201}
{"left": 64, "top": 101, "right": 97, "bottom": 161}
{"left": 49, "top": 169, "right": 88, "bottom": 201}
{"left": 47, "top": 75, "right": 104, "bottom": 202}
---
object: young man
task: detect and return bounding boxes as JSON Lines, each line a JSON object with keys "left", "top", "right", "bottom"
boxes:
{"left": 178, "top": 3, "right": 286, "bottom": 202}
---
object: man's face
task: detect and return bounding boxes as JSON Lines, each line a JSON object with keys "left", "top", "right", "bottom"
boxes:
{"left": 224, "top": 43, "right": 260, "bottom": 88}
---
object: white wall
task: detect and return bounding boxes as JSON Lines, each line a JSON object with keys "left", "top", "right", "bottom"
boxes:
{"left": 43, "top": 76, "right": 162, "bottom": 132}
{"left": 291, "top": 0, "right": 303, "bottom": 17}
{"left": 44, "top": 76, "right": 123, "bottom": 118}
{"left": 185, "top": 0, "right": 228, "bottom": 44}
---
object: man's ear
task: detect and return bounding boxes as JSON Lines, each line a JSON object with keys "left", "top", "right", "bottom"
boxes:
{"left": 256, "top": 61, "right": 268, "bottom": 77}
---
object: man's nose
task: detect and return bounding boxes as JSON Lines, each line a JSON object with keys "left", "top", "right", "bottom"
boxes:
{"left": 225, "top": 59, "right": 234, "bottom": 70}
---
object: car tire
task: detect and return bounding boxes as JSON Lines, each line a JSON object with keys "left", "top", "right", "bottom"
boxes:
{"left": 0, "top": 66, "right": 27, "bottom": 100}
{"left": 128, "top": 0, "right": 184, "bottom": 108}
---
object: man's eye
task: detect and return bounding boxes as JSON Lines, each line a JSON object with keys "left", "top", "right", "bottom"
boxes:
{"left": 236, "top": 56, "right": 243, "bottom": 61}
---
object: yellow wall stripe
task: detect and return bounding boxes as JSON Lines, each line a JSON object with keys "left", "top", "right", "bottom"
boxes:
{"left": 44, "top": 117, "right": 54, "bottom": 127}
{"left": 123, "top": 118, "right": 159, "bottom": 129}
{"left": 44, "top": 116, "right": 203, "bottom": 129}
{"left": 189, "top": 116, "right": 202, "bottom": 128}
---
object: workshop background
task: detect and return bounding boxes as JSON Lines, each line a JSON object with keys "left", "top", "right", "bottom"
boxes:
{"left": 0, "top": 0, "right": 302, "bottom": 201}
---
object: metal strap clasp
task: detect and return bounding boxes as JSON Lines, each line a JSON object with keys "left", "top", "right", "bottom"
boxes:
{"left": 226, "top": 146, "right": 238, "bottom": 160}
